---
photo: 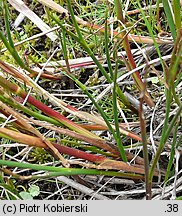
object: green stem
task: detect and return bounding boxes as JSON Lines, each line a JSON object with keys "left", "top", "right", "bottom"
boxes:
{"left": 173, "top": 0, "right": 181, "bottom": 31}
{"left": 139, "top": 97, "right": 150, "bottom": 199}
{"left": 162, "top": 0, "right": 177, "bottom": 40}
{"left": 113, "top": 60, "right": 127, "bottom": 161}
{"left": 0, "top": 160, "right": 143, "bottom": 179}
{"left": 164, "top": 121, "right": 180, "bottom": 183}
{"left": 149, "top": 99, "right": 182, "bottom": 183}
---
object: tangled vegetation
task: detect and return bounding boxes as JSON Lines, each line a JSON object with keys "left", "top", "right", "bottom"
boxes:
{"left": 0, "top": 0, "right": 181, "bottom": 200}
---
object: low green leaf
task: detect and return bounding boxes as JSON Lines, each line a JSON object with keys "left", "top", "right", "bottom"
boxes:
{"left": 28, "top": 185, "right": 40, "bottom": 197}
{"left": 19, "top": 192, "right": 33, "bottom": 200}
{"left": 151, "top": 77, "right": 159, "bottom": 84}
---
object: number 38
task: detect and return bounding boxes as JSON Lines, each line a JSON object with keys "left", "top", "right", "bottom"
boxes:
{"left": 166, "top": 204, "right": 178, "bottom": 212}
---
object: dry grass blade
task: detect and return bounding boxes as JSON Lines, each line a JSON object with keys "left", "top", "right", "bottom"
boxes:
{"left": 56, "top": 176, "right": 110, "bottom": 200}
{"left": 8, "top": 0, "right": 57, "bottom": 41}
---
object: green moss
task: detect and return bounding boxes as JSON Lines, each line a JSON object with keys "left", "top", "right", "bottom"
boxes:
{"left": 29, "top": 147, "right": 53, "bottom": 164}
